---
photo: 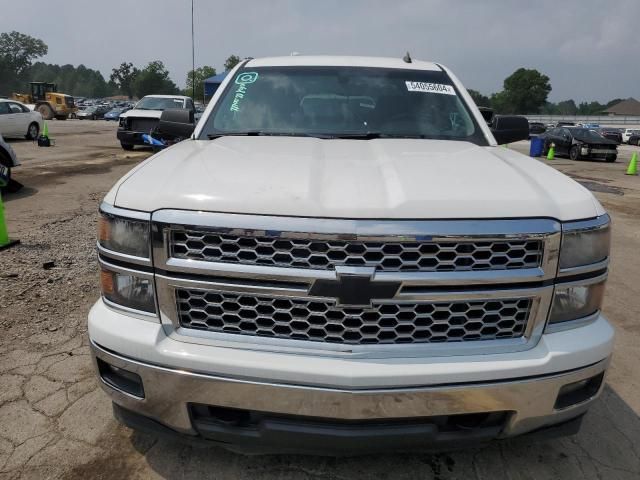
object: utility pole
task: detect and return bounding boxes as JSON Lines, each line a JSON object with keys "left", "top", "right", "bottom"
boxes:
{"left": 191, "top": 0, "right": 195, "bottom": 100}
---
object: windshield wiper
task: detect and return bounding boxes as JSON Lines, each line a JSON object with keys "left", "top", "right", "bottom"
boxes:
{"left": 208, "top": 131, "right": 268, "bottom": 139}
{"left": 206, "top": 131, "right": 427, "bottom": 140}
{"left": 329, "top": 133, "right": 428, "bottom": 139}
{"left": 207, "top": 131, "right": 333, "bottom": 139}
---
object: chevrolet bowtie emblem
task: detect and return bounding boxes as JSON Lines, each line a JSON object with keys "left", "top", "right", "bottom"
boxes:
{"left": 308, "top": 267, "right": 400, "bottom": 307}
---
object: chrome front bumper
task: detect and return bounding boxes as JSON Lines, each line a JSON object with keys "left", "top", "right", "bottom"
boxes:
{"left": 92, "top": 341, "right": 609, "bottom": 447}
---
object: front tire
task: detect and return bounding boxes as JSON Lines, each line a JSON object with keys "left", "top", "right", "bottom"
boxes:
{"left": 26, "top": 122, "right": 39, "bottom": 140}
{"left": 569, "top": 145, "right": 580, "bottom": 160}
{"left": 606, "top": 155, "right": 617, "bottom": 163}
{"left": 120, "top": 142, "right": 134, "bottom": 151}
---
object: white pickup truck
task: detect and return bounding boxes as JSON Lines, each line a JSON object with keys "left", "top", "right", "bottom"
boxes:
{"left": 90, "top": 56, "right": 614, "bottom": 454}
{"left": 117, "top": 94, "right": 195, "bottom": 150}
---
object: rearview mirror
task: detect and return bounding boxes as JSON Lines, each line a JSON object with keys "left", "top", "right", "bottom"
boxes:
{"left": 490, "top": 115, "right": 529, "bottom": 145}
{"left": 156, "top": 108, "right": 195, "bottom": 139}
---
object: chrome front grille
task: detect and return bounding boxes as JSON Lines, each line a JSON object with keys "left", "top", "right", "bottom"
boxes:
{"left": 175, "top": 289, "right": 531, "bottom": 345}
{"left": 171, "top": 230, "right": 544, "bottom": 272}
{"left": 153, "top": 211, "right": 561, "bottom": 355}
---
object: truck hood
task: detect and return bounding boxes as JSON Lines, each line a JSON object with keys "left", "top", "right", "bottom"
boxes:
{"left": 110, "top": 137, "right": 602, "bottom": 221}
{"left": 119, "top": 109, "right": 163, "bottom": 120}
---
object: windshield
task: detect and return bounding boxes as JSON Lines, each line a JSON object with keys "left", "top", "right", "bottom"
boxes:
{"left": 568, "top": 128, "right": 608, "bottom": 142}
{"left": 135, "top": 97, "right": 185, "bottom": 111}
{"left": 201, "top": 66, "right": 485, "bottom": 143}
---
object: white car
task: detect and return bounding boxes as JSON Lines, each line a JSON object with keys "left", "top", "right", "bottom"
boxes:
{"left": 622, "top": 128, "right": 640, "bottom": 144}
{"left": 117, "top": 95, "right": 195, "bottom": 150}
{"left": 0, "top": 99, "right": 43, "bottom": 140}
{"left": 90, "top": 56, "right": 613, "bottom": 454}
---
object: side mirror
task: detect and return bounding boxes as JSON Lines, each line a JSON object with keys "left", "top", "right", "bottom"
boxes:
{"left": 491, "top": 115, "right": 529, "bottom": 145}
{"left": 156, "top": 108, "right": 195, "bottom": 139}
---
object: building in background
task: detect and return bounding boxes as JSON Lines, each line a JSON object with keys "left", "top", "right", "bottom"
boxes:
{"left": 602, "top": 98, "right": 640, "bottom": 116}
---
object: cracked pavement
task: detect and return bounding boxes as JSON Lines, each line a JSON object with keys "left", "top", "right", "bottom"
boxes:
{"left": 0, "top": 123, "right": 639, "bottom": 479}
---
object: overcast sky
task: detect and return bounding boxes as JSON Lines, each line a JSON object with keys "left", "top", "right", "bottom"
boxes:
{"left": 1, "top": 0, "right": 637, "bottom": 102}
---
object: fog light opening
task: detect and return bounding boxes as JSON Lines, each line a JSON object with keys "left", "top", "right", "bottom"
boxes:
{"left": 97, "top": 358, "right": 145, "bottom": 398}
{"left": 190, "top": 404, "right": 253, "bottom": 427}
{"left": 445, "top": 411, "right": 508, "bottom": 431}
{"left": 555, "top": 373, "right": 604, "bottom": 410}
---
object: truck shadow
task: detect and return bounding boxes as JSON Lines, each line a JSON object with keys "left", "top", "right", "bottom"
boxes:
{"left": 131, "top": 384, "right": 639, "bottom": 479}
{"left": 1, "top": 179, "right": 38, "bottom": 201}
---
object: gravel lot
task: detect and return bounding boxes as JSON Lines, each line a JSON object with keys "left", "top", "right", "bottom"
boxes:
{"left": 1, "top": 121, "right": 639, "bottom": 479}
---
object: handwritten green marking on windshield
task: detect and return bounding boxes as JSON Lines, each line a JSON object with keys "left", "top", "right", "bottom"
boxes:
{"left": 230, "top": 72, "right": 259, "bottom": 112}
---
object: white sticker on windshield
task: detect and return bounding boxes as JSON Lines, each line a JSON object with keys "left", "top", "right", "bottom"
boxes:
{"left": 405, "top": 81, "right": 456, "bottom": 95}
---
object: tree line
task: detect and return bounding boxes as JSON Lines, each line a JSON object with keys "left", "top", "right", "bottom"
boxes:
{"left": 0, "top": 31, "right": 241, "bottom": 101}
{"left": 1, "top": 30, "right": 627, "bottom": 111}
{"left": 467, "top": 68, "right": 623, "bottom": 115}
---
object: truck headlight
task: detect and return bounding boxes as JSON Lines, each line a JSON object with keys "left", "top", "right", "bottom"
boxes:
{"left": 549, "top": 215, "right": 611, "bottom": 331}
{"left": 98, "top": 213, "right": 150, "bottom": 258}
{"left": 548, "top": 279, "right": 605, "bottom": 327}
{"left": 101, "top": 267, "right": 156, "bottom": 314}
{"left": 559, "top": 215, "right": 610, "bottom": 270}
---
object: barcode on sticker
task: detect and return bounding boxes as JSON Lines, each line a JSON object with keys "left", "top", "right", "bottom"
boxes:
{"left": 405, "top": 81, "right": 456, "bottom": 95}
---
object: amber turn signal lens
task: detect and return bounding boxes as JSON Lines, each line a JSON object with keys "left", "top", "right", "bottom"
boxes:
{"left": 98, "top": 216, "right": 111, "bottom": 243}
{"left": 100, "top": 270, "right": 114, "bottom": 295}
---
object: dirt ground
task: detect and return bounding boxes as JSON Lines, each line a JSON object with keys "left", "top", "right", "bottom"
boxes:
{"left": 0, "top": 121, "right": 639, "bottom": 479}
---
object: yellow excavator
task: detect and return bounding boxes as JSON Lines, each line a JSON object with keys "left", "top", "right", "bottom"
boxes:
{"left": 11, "top": 82, "right": 77, "bottom": 120}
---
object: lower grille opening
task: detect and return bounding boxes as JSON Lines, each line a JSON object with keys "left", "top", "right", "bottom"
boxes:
{"left": 554, "top": 373, "right": 604, "bottom": 410}
{"left": 189, "top": 403, "right": 509, "bottom": 433}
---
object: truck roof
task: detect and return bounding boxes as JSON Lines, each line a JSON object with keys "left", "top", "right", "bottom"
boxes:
{"left": 246, "top": 55, "right": 442, "bottom": 71}
{"left": 142, "top": 94, "right": 191, "bottom": 99}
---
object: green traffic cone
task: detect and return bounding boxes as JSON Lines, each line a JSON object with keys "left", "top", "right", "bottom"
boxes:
{"left": 546, "top": 143, "right": 555, "bottom": 160}
{"left": 0, "top": 190, "right": 19, "bottom": 250}
{"left": 626, "top": 152, "right": 638, "bottom": 176}
{"left": 38, "top": 121, "right": 51, "bottom": 147}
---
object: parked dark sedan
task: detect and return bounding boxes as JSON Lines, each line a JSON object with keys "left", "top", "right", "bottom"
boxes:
{"left": 597, "top": 128, "right": 623, "bottom": 144}
{"left": 539, "top": 127, "right": 618, "bottom": 162}
{"left": 528, "top": 121, "right": 546, "bottom": 137}
{"left": 77, "top": 105, "right": 111, "bottom": 120}
{"left": 629, "top": 133, "right": 640, "bottom": 146}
